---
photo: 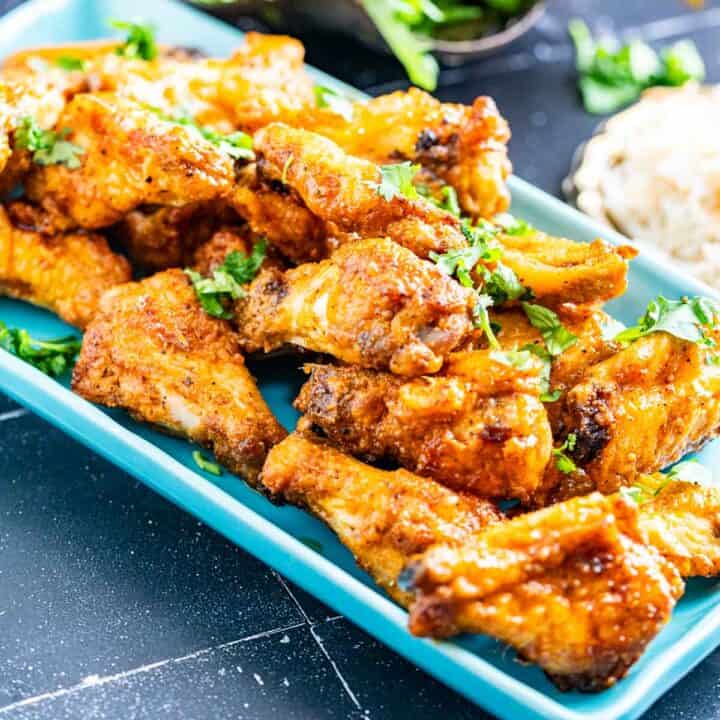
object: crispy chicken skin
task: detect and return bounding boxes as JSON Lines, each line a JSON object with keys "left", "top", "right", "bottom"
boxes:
{"left": 404, "top": 492, "right": 683, "bottom": 691}
{"left": 72, "top": 269, "right": 287, "bottom": 483}
{"left": 537, "top": 332, "right": 720, "bottom": 504}
{"left": 259, "top": 432, "right": 503, "bottom": 605}
{"left": 294, "top": 350, "right": 553, "bottom": 501}
{"left": 296, "top": 89, "right": 511, "bottom": 219}
{"left": 0, "top": 204, "right": 130, "bottom": 328}
{"left": 236, "top": 238, "right": 476, "bottom": 376}
{"left": 25, "top": 93, "right": 236, "bottom": 229}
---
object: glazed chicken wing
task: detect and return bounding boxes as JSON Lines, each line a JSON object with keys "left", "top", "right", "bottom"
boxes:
{"left": 295, "top": 349, "right": 553, "bottom": 501}
{"left": 403, "top": 492, "right": 682, "bottom": 691}
{"left": 25, "top": 93, "right": 236, "bottom": 229}
{"left": 260, "top": 432, "right": 503, "bottom": 605}
{"left": 236, "top": 238, "right": 476, "bottom": 376}
{"left": 72, "top": 269, "right": 287, "bottom": 483}
{"left": 0, "top": 204, "right": 130, "bottom": 328}
{"left": 536, "top": 332, "right": 720, "bottom": 504}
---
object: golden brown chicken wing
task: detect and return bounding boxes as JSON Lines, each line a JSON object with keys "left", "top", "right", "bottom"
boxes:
{"left": 536, "top": 332, "right": 720, "bottom": 504}
{"left": 25, "top": 93, "right": 236, "bottom": 229}
{"left": 0, "top": 204, "right": 130, "bottom": 328}
{"left": 294, "top": 348, "right": 553, "bottom": 501}
{"left": 72, "top": 269, "right": 287, "bottom": 483}
{"left": 404, "top": 492, "right": 683, "bottom": 691}
{"left": 236, "top": 238, "right": 476, "bottom": 376}
{"left": 259, "top": 432, "right": 503, "bottom": 605}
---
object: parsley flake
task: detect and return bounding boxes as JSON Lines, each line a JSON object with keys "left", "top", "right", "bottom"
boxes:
{"left": 314, "top": 85, "right": 354, "bottom": 121}
{"left": 522, "top": 302, "right": 578, "bottom": 357}
{"left": 55, "top": 55, "right": 87, "bottom": 71}
{"left": 0, "top": 321, "right": 81, "bottom": 377}
{"left": 520, "top": 343, "right": 561, "bottom": 402}
{"left": 373, "top": 162, "right": 420, "bottom": 201}
{"left": 192, "top": 450, "right": 222, "bottom": 476}
{"left": 472, "top": 293, "right": 500, "bottom": 350}
{"left": 553, "top": 433, "right": 578, "bottom": 475}
{"left": 110, "top": 19, "right": 158, "bottom": 61}
{"left": 14, "top": 117, "right": 84, "bottom": 169}
{"left": 494, "top": 212, "right": 534, "bottom": 236}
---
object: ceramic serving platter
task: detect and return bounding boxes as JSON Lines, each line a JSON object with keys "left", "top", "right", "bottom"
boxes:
{"left": 1, "top": 2, "right": 719, "bottom": 718}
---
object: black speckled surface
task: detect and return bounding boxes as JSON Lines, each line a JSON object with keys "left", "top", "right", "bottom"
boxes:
{"left": 1, "top": 1, "right": 720, "bottom": 718}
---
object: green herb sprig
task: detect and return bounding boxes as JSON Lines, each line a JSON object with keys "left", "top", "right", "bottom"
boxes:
{"left": 110, "top": 19, "right": 158, "bottom": 61}
{"left": 314, "top": 85, "right": 354, "bottom": 121}
{"left": 0, "top": 321, "right": 81, "bottom": 377}
{"left": 372, "top": 161, "right": 421, "bottom": 201}
{"left": 553, "top": 433, "right": 578, "bottom": 475}
{"left": 192, "top": 450, "right": 222, "bottom": 476}
{"left": 55, "top": 55, "right": 87, "bottom": 71}
{"left": 522, "top": 302, "right": 578, "bottom": 357}
{"left": 14, "top": 116, "right": 84, "bottom": 169}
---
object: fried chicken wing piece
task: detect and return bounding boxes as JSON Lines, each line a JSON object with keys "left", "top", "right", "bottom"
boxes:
{"left": 25, "top": 93, "right": 236, "bottom": 229}
{"left": 294, "top": 349, "right": 553, "bottom": 501}
{"left": 0, "top": 204, "right": 130, "bottom": 328}
{"left": 536, "top": 332, "right": 720, "bottom": 504}
{"left": 237, "top": 122, "right": 467, "bottom": 262}
{"left": 636, "top": 474, "right": 720, "bottom": 578}
{"left": 403, "top": 492, "right": 683, "bottom": 691}
{"left": 236, "top": 238, "right": 476, "bottom": 376}
{"left": 259, "top": 432, "right": 503, "bottom": 605}
{"left": 72, "top": 269, "right": 286, "bottom": 483}
{"left": 299, "top": 89, "right": 511, "bottom": 219}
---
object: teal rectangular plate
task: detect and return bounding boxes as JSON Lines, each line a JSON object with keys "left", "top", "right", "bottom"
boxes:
{"left": 1, "top": 2, "right": 719, "bottom": 718}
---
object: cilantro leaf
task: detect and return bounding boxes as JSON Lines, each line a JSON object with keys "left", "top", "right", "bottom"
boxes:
{"left": 522, "top": 302, "right": 578, "bottom": 356}
{"left": 472, "top": 293, "right": 499, "bottom": 350}
{"left": 553, "top": 433, "right": 578, "bottom": 475}
{"left": 0, "top": 321, "right": 81, "bottom": 377}
{"left": 110, "top": 19, "right": 158, "bottom": 61}
{"left": 615, "top": 296, "right": 720, "bottom": 347}
{"left": 314, "top": 85, "right": 354, "bottom": 121}
{"left": 437, "top": 185, "right": 461, "bottom": 217}
{"left": 520, "top": 342, "right": 561, "bottom": 402}
{"left": 484, "top": 262, "right": 527, "bottom": 304}
{"left": 493, "top": 212, "right": 534, "bottom": 236}
{"left": 14, "top": 117, "right": 84, "bottom": 169}
{"left": 192, "top": 450, "right": 222, "bottom": 476}
{"left": 55, "top": 55, "right": 87, "bottom": 71}
{"left": 185, "top": 240, "right": 267, "bottom": 319}
{"left": 373, "top": 162, "right": 420, "bottom": 201}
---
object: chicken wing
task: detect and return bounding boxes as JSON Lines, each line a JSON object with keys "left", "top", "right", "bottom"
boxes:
{"left": 72, "top": 269, "right": 287, "bottom": 483}
{"left": 259, "top": 432, "right": 503, "bottom": 606}
{"left": 536, "top": 332, "right": 720, "bottom": 504}
{"left": 0, "top": 204, "right": 130, "bottom": 328}
{"left": 236, "top": 238, "right": 476, "bottom": 376}
{"left": 294, "top": 349, "right": 553, "bottom": 501}
{"left": 25, "top": 93, "right": 236, "bottom": 229}
{"left": 403, "top": 492, "right": 683, "bottom": 691}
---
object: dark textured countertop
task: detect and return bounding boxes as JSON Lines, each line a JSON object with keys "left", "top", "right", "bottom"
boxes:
{"left": 2, "top": 1, "right": 720, "bottom": 718}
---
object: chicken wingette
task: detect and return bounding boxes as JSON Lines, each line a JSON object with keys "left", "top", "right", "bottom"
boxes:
{"left": 0, "top": 204, "right": 130, "bottom": 328}
{"left": 260, "top": 432, "right": 503, "bottom": 606}
{"left": 72, "top": 269, "right": 287, "bottom": 483}
{"left": 295, "top": 349, "right": 553, "bottom": 501}
{"left": 402, "top": 490, "right": 682, "bottom": 691}
{"left": 536, "top": 330, "right": 720, "bottom": 504}
{"left": 236, "top": 238, "right": 476, "bottom": 376}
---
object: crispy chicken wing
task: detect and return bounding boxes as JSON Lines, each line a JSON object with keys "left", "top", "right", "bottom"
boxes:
{"left": 294, "top": 349, "right": 553, "bottom": 501}
{"left": 25, "top": 93, "right": 236, "bottom": 229}
{"left": 0, "top": 204, "right": 130, "bottom": 328}
{"left": 536, "top": 332, "right": 720, "bottom": 504}
{"left": 260, "top": 432, "right": 503, "bottom": 605}
{"left": 72, "top": 269, "right": 287, "bottom": 482}
{"left": 403, "top": 492, "right": 683, "bottom": 691}
{"left": 236, "top": 238, "right": 476, "bottom": 376}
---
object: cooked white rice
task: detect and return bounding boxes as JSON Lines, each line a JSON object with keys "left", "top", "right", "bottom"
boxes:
{"left": 572, "top": 83, "right": 720, "bottom": 288}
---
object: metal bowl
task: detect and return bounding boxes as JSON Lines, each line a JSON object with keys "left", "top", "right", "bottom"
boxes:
{"left": 189, "top": 0, "right": 546, "bottom": 65}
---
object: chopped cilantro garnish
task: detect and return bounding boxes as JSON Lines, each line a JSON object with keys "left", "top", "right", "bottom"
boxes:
{"left": 522, "top": 302, "right": 578, "bottom": 357}
{"left": 614, "top": 296, "right": 720, "bottom": 347}
{"left": 192, "top": 450, "right": 222, "bottom": 476}
{"left": 437, "top": 185, "right": 461, "bottom": 217}
{"left": 55, "top": 55, "right": 87, "bottom": 71}
{"left": 314, "top": 85, "right": 354, "bottom": 121}
{"left": 185, "top": 240, "right": 267, "bottom": 319}
{"left": 553, "top": 433, "right": 578, "bottom": 475}
{"left": 14, "top": 117, "right": 84, "bottom": 169}
{"left": 483, "top": 262, "right": 527, "bottom": 304}
{"left": 110, "top": 19, "right": 158, "bottom": 61}
{"left": 472, "top": 293, "right": 499, "bottom": 350}
{"left": 373, "top": 161, "right": 420, "bottom": 201}
{"left": 0, "top": 321, "right": 81, "bottom": 377}
{"left": 520, "top": 342, "right": 561, "bottom": 402}
{"left": 621, "top": 461, "right": 714, "bottom": 505}
{"left": 493, "top": 212, "right": 534, "bottom": 236}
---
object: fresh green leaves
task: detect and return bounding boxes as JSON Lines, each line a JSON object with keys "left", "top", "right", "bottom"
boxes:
{"left": 472, "top": 293, "right": 499, "bottom": 350}
{"left": 192, "top": 450, "right": 222, "bottom": 476}
{"left": 553, "top": 433, "right": 578, "bottom": 475}
{"left": 185, "top": 240, "right": 267, "bottom": 319}
{"left": 373, "top": 161, "right": 421, "bottom": 201}
{"left": 436, "top": 185, "right": 461, "bottom": 216}
{"left": 0, "top": 321, "right": 81, "bottom": 377}
{"left": 14, "top": 117, "right": 84, "bottom": 169}
{"left": 522, "top": 302, "right": 578, "bottom": 356}
{"left": 615, "top": 296, "right": 720, "bottom": 347}
{"left": 110, "top": 19, "right": 158, "bottom": 61}
{"left": 569, "top": 19, "right": 706, "bottom": 114}
{"left": 314, "top": 85, "right": 354, "bottom": 121}
{"left": 55, "top": 55, "right": 87, "bottom": 71}
{"left": 483, "top": 262, "right": 526, "bottom": 304}
{"left": 521, "top": 342, "right": 561, "bottom": 402}
{"left": 493, "top": 212, "right": 534, "bottom": 236}
{"left": 621, "top": 461, "right": 715, "bottom": 505}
